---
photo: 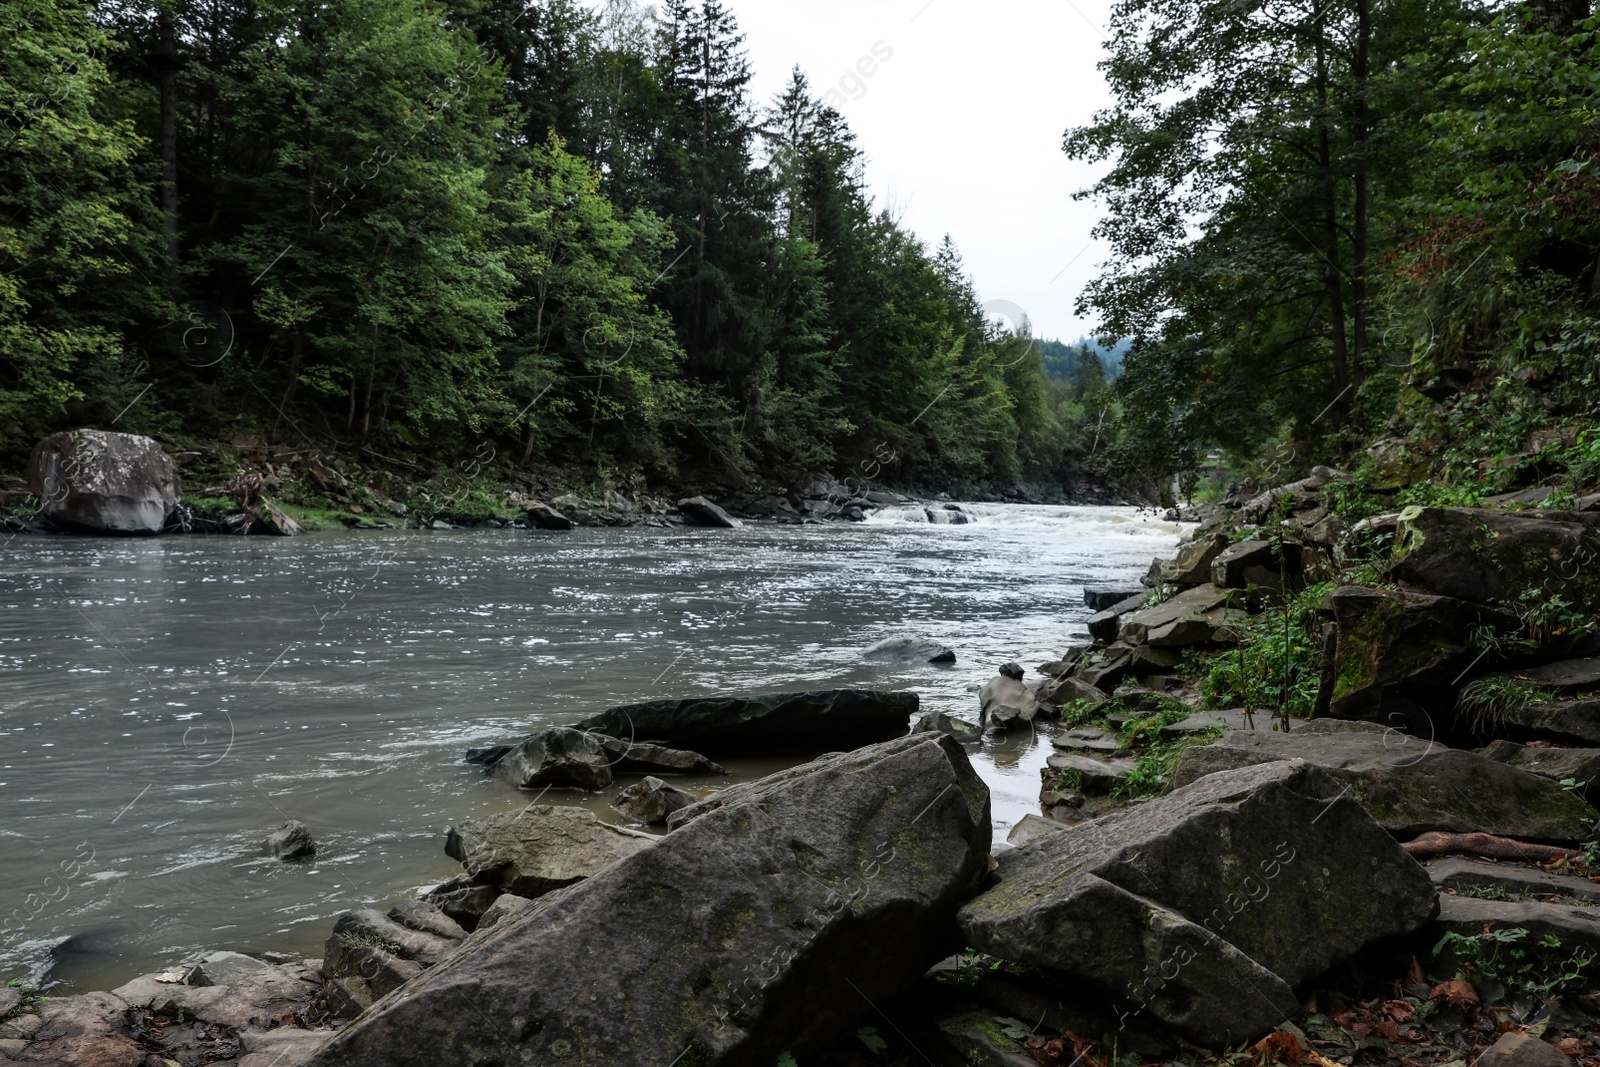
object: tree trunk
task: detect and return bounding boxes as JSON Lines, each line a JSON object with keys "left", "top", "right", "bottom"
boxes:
{"left": 360, "top": 324, "right": 379, "bottom": 445}
{"left": 1314, "top": 15, "right": 1351, "bottom": 417}
{"left": 274, "top": 329, "right": 303, "bottom": 443}
{"left": 1350, "top": 0, "right": 1371, "bottom": 391}
{"left": 158, "top": 4, "right": 180, "bottom": 264}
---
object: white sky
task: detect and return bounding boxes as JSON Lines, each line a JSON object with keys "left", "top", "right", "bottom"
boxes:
{"left": 720, "top": 0, "right": 1120, "bottom": 342}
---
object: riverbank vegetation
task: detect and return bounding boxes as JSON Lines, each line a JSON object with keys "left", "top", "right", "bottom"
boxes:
{"left": 2, "top": 0, "right": 1113, "bottom": 498}
{"left": 1071, "top": 0, "right": 1600, "bottom": 500}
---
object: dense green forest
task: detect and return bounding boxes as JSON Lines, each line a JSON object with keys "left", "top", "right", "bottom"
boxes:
{"left": 0, "top": 0, "right": 1119, "bottom": 495}
{"left": 1072, "top": 0, "right": 1600, "bottom": 500}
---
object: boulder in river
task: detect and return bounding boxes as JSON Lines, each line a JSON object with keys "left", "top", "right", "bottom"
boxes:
{"left": 260, "top": 819, "right": 317, "bottom": 860}
{"left": 1084, "top": 585, "right": 1143, "bottom": 611}
{"left": 301, "top": 733, "right": 991, "bottom": 1067}
{"left": 677, "top": 495, "right": 743, "bottom": 528}
{"left": 912, "top": 710, "right": 983, "bottom": 741}
{"left": 959, "top": 760, "right": 1436, "bottom": 1047}
{"left": 486, "top": 727, "right": 614, "bottom": 791}
{"left": 1171, "top": 721, "right": 1596, "bottom": 840}
{"left": 570, "top": 688, "right": 918, "bottom": 753}
{"left": 524, "top": 502, "right": 575, "bottom": 530}
{"left": 444, "top": 805, "right": 655, "bottom": 898}
{"left": 612, "top": 776, "right": 696, "bottom": 824}
{"left": 26, "top": 430, "right": 181, "bottom": 536}
{"left": 979, "top": 673, "right": 1044, "bottom": 728}
{"left": 594, "top": 736, "right": 727, "bottom": 776}
{"left": 861, "top": 636, "right": 957, "bottom": 664}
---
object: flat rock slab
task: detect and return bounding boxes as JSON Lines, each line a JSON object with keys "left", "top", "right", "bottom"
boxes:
{"left": 959, "top": 760, "right": 1437, "bottom": 1048}
{"left": 1426, "top": 856, "right": 1600, "bottom": 904}
{"left": 1159, "top": 710, "right": 1294, "bottom": 740}
{"left": 445, "top": 805, "right": 655, "bottom": 898}
{"left": 238, "top": 1028, "right": 336, "bottom": 1067}
{"left": 1044, "top": 752, "right": 1136, "bottom": 794}
{"left": 114, "top": 962, "right": 314, "bottom": 1031}
{"left": 1084, "top": 586, "right": 1143, "bottom": 611}
{"left": 1005, "top": 814, "right": 1068, "bottom": 847}
{"left": 12, "top": 991, "right": 142, "bottom": 1066}
{"left": 1171, "top": 728, "right": 1595, "bottom": 841}
{"left": 1117, "top": 585, "right": 1231, "bottom": 645}
{"left": 1516, "top": 658, "right": 1600, "bottom": 691}
{"left": 1432, "top": 895, "right": 1600, "bottom": 960}
{"left": 1482, "top": 740, "right": 1600, "bottom": 791}
{"left": 571, "top": 688, "right": 918, "bottom": 753}
{"left": 1051, "top": 726, "right": 1123, "bottom": 755}
{"left": 1503, "top": 700, "right": 1600, "bottom": 745}
{"left": 301, "top": 734, "right": 991, "bottom": 1067}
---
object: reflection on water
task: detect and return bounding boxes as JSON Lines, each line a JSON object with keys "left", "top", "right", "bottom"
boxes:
{"left": 0, "top": 503, "right": 1180, "bottom": 989}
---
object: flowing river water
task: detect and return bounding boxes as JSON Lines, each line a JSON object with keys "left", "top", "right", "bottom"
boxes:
{"left": 0, "top": 503, "right": 1183, "bottom": 992}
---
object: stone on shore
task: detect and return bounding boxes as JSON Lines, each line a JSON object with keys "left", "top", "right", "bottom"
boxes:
{"left": 959, "top": 761, "right": 1435, "bottom": 1047}
{"left": 444, "top": 805, "right": 656, "bottom": 898}
{"left": 594, "top": 736, "right": 726, "bottom": 777}
{"left": 114, "top": 956, "right": 317, "bottom": 1031}
{"left": 1036, "top": 675, "right": 1109, "bottom": 708}
{"left": 1157, "top": 533, "right": 1231, "bottom": 586}
{"left": 26, "top": 430, "right": 181, "bottom": 536}
{"left": 1482, "top": 740, "right": 1600, "bottom": 797}
{"left": 1426, "top": 855, "right": 1600, "bottom": 904}
{"left": 1171, "top": 726, "right": 1596, "bottom": 841}
{"left": 677, "top": 495, "right": 743, "bottom": 528}
{"left": 300, "top": 734, "right": 991, "bottom": 1067}
{"left": 1431, "top": 895, "right": 1600, "bottom": 961}
{"left": 570, "top": 688, "right": 918, "bottom": 753}
{"left": 1084, "top": 585, "right": 1143, "bottom": 611}
{"left": 1392, "top": 506, "right": 1600, "bottom": 607}
{"left": 422, "top": 874, "right": 501, "bottom": 932}
{"left": 862, "top": 636, "right": 957, "bottom": 664}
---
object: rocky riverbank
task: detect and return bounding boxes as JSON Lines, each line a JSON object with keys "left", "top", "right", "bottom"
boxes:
{"left": 1, "top": 430, "right": 1128, "bottom": 539}
{"left": 9, "top": 466, "right": 1600, "bottom": 1066}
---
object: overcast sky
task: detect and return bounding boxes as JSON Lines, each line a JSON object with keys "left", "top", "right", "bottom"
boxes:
{"left": 719, "top": 0, "right": 1120, "bottom": 343}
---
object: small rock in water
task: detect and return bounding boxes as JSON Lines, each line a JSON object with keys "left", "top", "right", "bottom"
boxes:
{"left": 912, "top": 711, "right": 983, "bottom": 741}
{"left": 612, "top": 776, "right": 696, "bottom": 825}
{"left": 261, "top": 820, "right": 316, "bottom": 860}
{"left": 998, "top": 662, "right": 1025, "bottom": 681}
{"left": 676, "top": 495, "right": 742, "bottom": 528}
{"left": 862, "top": 636, "right": 957, "bottom": 664}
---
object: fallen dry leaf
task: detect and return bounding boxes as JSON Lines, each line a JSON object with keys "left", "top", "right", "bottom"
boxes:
{"left": 1250, "top": 1030, "right": 1306, "bottom": 1064}
{"left": 1385, "top": 1000, "right": 1416, "bottom": 1023}
{"left": 1429, "top": 980, "right": 1480, "bottom": 1010}
{"left": 1555, "top": 1039, "right": 1584, "bottom": 1057}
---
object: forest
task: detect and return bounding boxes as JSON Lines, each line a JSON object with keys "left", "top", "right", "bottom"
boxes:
{"left": 0, "top": 0, "right": 1114, "bottom": 497}
{"left": 1072, "top": 0, "right": 1600, "bottom": 502}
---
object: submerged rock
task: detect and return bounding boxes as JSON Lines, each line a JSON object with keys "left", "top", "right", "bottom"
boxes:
{"left": 959, "top": 760, "right": 1435, "bottom": 1047}
{"left": 301, "top": 734, "right": 991, "bottom": 1067}
{"left": 26, "top": 430, "right": 181, "bottom": 536}
{"left": 570, "top": 688, "right": 918, "bottom": 753}
{"left": 912, "top": 710, "right": 983, "bottom": 741}
{"left": 862, "top": 636, "right": 957, "bottom": 664}
{"left": 487, "top": 727, "right": 613, "bottom": 791}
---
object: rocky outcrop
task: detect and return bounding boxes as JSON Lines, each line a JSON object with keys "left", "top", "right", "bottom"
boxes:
{"left": 1323, "top": 585, "right": 1506, "bottom": 719}
{"left": 570, "top": 688, "right": 918, "bottom": 753}
{"left": 444, "top": 805, "right": 655, "bottom": 898}
{"left": 677, "top": 495, "right": 743, "bottom": 528}
{"left": 1171, "top": 723, "right": 1596, "bottom": 840}
{"left": 301, "top": 734, "right": 991, "bottom": 1067}
{"left": 26, "top": 430, "right": 181, "bottom": 536}
{"left": 959, "top": 760, "right": 1435, "bottom": 1047}
{"left": 1392, "top": 506, "right": 1600, "bottom": 607}
{"left": 862, "top": 636, "right": 957, "bottom": 664}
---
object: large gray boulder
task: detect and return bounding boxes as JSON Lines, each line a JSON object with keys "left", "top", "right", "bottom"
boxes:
{"left": 677, "top": 495, "right": 743, "bottom": 528}
{"left": 26, "top": 430, "right": 180, "bottom": 535}
{"left": 1392, "top": 506, "right": 1600, "bottom": 607}
{"left": 487, "top": 727, "right": 614, "bottom": 791}
{"left": 978, "top": 673, "right": 1044, "bottom": 727}
{"left": 570, "top": 688, "right": 918, "bottom": 753}
{"left": 1171, "top": 726, "right": 1596, "bottom": 841}
{"left": 959, "top": 761, "right": 1435, "bottom": 1047}
{"left": 303, "top": 735, "right": 991, "bottom": 1067}
{"left": 444, "top": 805, "right": 655, "bottom": 898}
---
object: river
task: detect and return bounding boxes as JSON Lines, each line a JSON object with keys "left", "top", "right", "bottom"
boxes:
{"left": 0, "top": 502, "right": 1182, "bottom": 992}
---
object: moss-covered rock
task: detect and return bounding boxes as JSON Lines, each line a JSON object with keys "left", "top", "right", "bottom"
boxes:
{"left": 1392, "top": 506, "right": 1600, "bottom": 607}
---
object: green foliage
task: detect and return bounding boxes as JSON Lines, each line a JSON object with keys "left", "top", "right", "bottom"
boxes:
{"left": 1432, "top": 928, "right": 1591, "bottom": 1001}
{"left": 1201, "top": 582, "right": 1334, "bottom": 718}
{"left": 1456, "top": 675, "right": 1557, "bottom": 734}
{"left": 0, "top": 0, "right": 1081, "bottom": 492}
